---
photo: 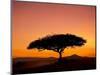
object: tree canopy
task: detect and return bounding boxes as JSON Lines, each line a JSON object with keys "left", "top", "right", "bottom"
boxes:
{"left": 27, "top": 34, "right": 86, "bottom": 52}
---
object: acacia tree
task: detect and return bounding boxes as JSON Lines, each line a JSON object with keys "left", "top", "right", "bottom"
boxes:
{"left": 27, "top": 34, "right": 86, "bottom": 62}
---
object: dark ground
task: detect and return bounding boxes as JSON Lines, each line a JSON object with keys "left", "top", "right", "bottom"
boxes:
{"left": 12, "top": 55, "right": 96, "bottom": 74}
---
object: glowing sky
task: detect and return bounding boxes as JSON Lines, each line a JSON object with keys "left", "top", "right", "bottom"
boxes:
{"left": 12, "top": 1, "right": 96, "bottom": 58}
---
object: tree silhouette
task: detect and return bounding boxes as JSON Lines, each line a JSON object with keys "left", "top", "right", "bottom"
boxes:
{"left": 27, "top": 34, "right": 86, "bottom": 62}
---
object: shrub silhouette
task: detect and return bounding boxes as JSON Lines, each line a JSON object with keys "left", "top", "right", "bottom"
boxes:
{"left": 27, "top": 34, "right": 86, "bottom": 62}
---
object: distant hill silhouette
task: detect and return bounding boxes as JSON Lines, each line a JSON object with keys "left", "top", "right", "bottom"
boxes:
{"left": 13, "top": 55, "right": 96, "bottom": 74}
{"left": 65, "top": 54, "right": 82, "bottom": 59}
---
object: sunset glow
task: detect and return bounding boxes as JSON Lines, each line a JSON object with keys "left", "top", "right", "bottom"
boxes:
{"left": 12, "top": 1, "right": 96, "bottom": 58}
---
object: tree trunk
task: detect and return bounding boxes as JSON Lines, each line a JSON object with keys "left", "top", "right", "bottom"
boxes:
{"left": 58, "top": 52, "right": 62, "bottom": 63}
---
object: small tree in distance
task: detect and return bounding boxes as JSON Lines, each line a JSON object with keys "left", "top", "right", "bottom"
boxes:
{"left": 27, "top": 34, "right": 86, "bottom": 62}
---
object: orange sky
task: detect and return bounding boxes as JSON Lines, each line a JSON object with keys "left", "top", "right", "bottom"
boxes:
{"left": 12, "top": 1, "right": 96, "bottom": 58}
